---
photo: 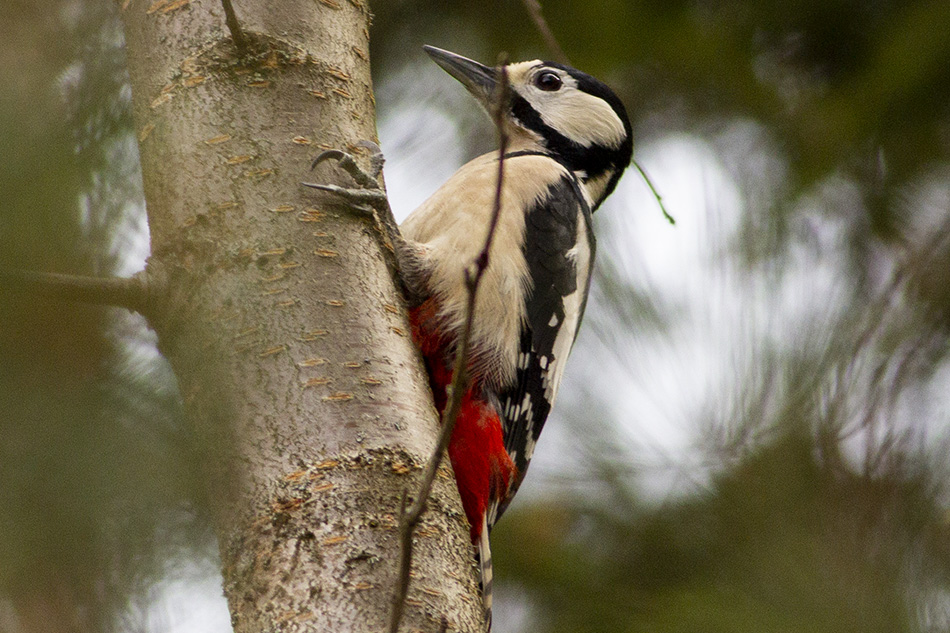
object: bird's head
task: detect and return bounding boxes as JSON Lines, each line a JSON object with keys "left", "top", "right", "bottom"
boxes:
{"left": 424, "top": 45, "right": 633, "bottom": 209}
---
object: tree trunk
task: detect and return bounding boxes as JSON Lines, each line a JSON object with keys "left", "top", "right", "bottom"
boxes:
{"left": 119, "top": 0, "right": 481, "bottom": 630}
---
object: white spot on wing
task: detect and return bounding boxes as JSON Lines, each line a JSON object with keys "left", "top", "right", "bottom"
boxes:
{"left": 544, "top": 208, "right": 591, "bottom": 405}
{"left": 524, "top": 434, "right": 538, "bottom": 461}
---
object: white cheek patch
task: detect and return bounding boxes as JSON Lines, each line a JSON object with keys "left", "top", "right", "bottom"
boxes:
{"left": 521, "top": 78, "right": 627, "bottom": 150}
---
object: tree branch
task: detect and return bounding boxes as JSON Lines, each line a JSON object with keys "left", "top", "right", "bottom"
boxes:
{"left": 0, "top": 269, "right": 153, "bottom": 316}
{"left": 521, "top": 0, "right": 570, "bottom": 65}
{"left": 389, "top": 58, "right": 511, "bottom": 633}
{"left": 220, "top": 0, "right": 249, "bottom": 56}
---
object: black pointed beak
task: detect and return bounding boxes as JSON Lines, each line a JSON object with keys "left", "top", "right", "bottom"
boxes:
{"left": 423, "top": 46, "right": 498, "bottom": 108}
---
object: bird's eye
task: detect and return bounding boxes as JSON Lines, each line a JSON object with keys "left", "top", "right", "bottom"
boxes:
{"left": 535, "top": 71, "right": 562, "bottom": 92}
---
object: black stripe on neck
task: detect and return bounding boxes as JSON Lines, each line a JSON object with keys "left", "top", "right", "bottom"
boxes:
{"left": 510, "top": 94, "right": 629, "bottom": 209}
{"left": 498, "top": 149, "right": 583, "bottom": 191}
{"left": 502, "top": 149, "right": 559, "bottom": 162}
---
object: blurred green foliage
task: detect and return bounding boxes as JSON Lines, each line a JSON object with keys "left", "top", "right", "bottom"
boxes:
{"left": 496, "top": 432, "right": 950, "bottom": 632}
{"left": 0, "top": 3, "right": 207, "bottom": 631}
{"left": 2, "top": 0, "right": 950, "bottom": 631}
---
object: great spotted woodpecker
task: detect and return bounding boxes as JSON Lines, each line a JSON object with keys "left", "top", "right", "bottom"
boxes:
{"left": 305, "top": 46, "right": 632, "bottom": 627}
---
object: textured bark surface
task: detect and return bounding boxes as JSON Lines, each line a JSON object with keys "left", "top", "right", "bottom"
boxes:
{"left": 119, "top": 1, "right": 482, "bottom": 630}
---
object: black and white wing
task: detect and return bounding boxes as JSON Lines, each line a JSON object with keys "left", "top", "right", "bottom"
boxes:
{"left": 492, "top": 173, "right": 595, "bottom": 525}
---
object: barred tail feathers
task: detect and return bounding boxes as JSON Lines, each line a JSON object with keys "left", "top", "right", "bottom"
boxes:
{"left": 478, "top": 514, "right": 493, "bottom": 631}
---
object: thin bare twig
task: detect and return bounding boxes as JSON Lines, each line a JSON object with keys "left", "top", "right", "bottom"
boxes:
{"left": 517, "top": 2, "right": 674, "bottom": 227}
{"left": 0, "top": 269, "right": 152, "bottom": 316}
{"left": 389, "top": 58, "right": 511, "bottom": 633}
{"left": 632, "top": 159, "right": 676, "bottom": 225}
{"left": 220, "top": 0, "right": 249, "bottom": 56}
{"left": 520, "top": 0, "right": 570, "bottom": 65}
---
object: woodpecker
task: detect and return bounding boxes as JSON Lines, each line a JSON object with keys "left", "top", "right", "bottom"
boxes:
{"left": 305, "top": 46, "right": 632, "bottom": 627}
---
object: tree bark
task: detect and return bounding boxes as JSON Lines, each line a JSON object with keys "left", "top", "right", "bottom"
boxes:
{"left": 119, "top": 1, "right": 481, "bottom": 630}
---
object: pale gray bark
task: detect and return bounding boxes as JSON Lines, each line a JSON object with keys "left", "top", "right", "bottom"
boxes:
{"left": 118, "top": 0, "right": 482, "bottom": 630}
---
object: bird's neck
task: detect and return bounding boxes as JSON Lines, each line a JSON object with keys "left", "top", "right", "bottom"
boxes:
{"left": 578, "top": 167, "right": 617, "bottom": 210}
{"left": 504, "top": 126, "right": 547, "bottom": 155}
{"left": 503, "top": 126, "right": 620, "bottom": 210}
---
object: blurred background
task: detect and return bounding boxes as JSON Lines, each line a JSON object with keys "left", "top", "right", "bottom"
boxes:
{"left": 3, "top": 1, "right": 950, "bottom": 631}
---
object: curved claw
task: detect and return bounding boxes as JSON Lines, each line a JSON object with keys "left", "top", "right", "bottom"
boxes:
{"left": 309, "top": 143, "right": 382, "bottom": 189}
{"left": 354, "top": 140, "right": 385, "bottom": 179}
{"left": 355, "top": 140, "right": 382, "bottom": 154}
{"left": 310, "top": 149, "right": 348, "bottom": 171}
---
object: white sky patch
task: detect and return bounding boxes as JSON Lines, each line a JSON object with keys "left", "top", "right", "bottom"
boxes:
{"left": 379, "top": 104, "right": 465, "bottom": 218}
{"left": 563, "top": 137, "right": 745, "bottom": 496}
{"left": 133, "top": 560, "right": 232, "bottom": 633}
{"left": 377, "top": 62, "right": 479, "bottom": 221}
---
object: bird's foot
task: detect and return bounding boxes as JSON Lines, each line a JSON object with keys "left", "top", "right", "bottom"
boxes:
{"left": 302, "top": 141, "right": 428, "bottom": 303}
{"left": 302, "top": 140, "right": 388, "bottom": 213}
